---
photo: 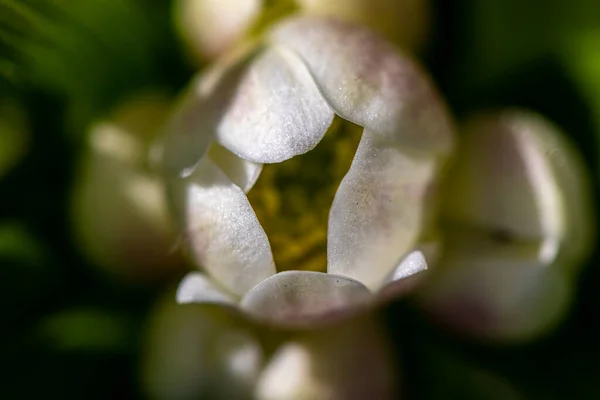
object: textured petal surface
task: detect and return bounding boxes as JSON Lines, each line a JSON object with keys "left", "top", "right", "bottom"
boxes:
{"left": 328, "top": 133, "right": 440, "bottom": 290}
{"left": 269, "top": 16, "right": 454, "bottom": 154}
{"left": 255, "top": 315, "right": 397, "bottom": 400}
{"left": 177, "top": 272, "right": 238, "bottom": 305}
{"left": 208, "top": 143, "right": 262, "bottom": 193}
{"left": 417, "top": 230, "right": 572, "bottom": 342}
{"left": 169, "top": 156, "right": 276, "bottom": 296}
{"left": 240, "top": 271, "right": 372, "bottom": 327}
{"left": 214, "top": 47, "right": 334, "bottom": 163}
{"left": 143, "top": 294, "right": 262, "bottom": 400}
{"left": 157, "top": 45, "right": 258, "bottom": 177}
{"left": 377, "top": 249, "right": 430, "bottom": 301}
{"left": 385, "top": 249, "right": 428, "bottom": 282}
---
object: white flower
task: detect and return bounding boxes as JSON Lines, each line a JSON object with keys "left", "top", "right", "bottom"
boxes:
{"left": 417, "top": 109, "right": 595, "bottom": 342}
{"left": 158, "top": 15, "right": 454, "bottom": 296}
{"left": 144, "top": 15, "right": 453, "bottom": 399}
{"left": 142, "top": 12, "right": 596, "bottom": 399}
{"left": 144, "top": 252, "right": 429, "bottom": 399}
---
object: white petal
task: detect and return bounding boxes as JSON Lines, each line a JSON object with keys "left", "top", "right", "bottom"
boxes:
{"left": 511, "top": 112, "right": 594, "bottom": 267}
{"left": 240, "top": 271, "right": 372, "bottom": 327}
{"left": 328, "top": 133, "right": 440, "bottom": 290}
{"left": 159, "top": 42, "right": 335, "bottom": 174}
{"left": 157, "top": 45, "right": 258, "bottom": 177}
{"left": 377, "top": 249, "right": 430, "bottom": 301}
{"left": 443, "top": 110, "right": 594, "bottom": 267}
{"left": 143, "top": 294, "right": 263, "bottom": 400}
{"left": 214, "top": 47, "right": 334, "bottom": 163}
{"left": 255, "top": 316, "right": 397, "bottom": 400}
{"left": 176, "top": 272, "right": 238, "bottom": 305}
{"left": 417, "top": 229, "right": 572, "bottom": 342}
{"left": 418, "top": 110, "right": 591, "bottom": 342}
{"left": 269, "top": 16, "right": 454, "bottom": 154}
{"left": 169, "top": 156, "right": 276, "bottom": 296}
{"left": 208, "top": 143, "right": 262, "bottom": 193}
{"left": 386, "top": 249, "right": 428, "bottom": 281}
{"left": 156, "top": 89, "right": 214, "bottom": 178}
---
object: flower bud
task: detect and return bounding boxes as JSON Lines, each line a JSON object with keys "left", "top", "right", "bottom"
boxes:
{"left": 255, "top": 315, "right": 397, "bottom": 400}
{"left": 70, "top": 92, "right": 184, "bottom": 283}
{"left": 418, "top": 110, "right": 594, "bottom": 341}
{"left": 142, "top": 293, "right": 263, "bottom": 400}
{"left": 142, "top": 286, "right": 398, "bottom": 400}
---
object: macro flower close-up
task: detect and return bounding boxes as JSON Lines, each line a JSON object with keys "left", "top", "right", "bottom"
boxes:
{"left": 158, "top": 15, "right": 454, "bottom": 294}
{"left": 2, "top": 1, "right": 600, "bottom": 399}
{"left": 143, "top": 15, "right": 451, "bottom": 398}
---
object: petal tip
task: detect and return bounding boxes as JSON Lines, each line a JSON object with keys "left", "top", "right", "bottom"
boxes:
{"left": 176, "top": 272, "right": 236, "bottom": 305}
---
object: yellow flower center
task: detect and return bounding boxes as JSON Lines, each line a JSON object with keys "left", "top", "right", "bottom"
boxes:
{"left": 247, "top": 118, "right": 362, "bottom": 272}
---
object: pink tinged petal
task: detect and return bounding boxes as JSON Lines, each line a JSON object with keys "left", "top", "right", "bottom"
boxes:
{"left": 214, "top": 46, "right": 334, "bottom": 163}
{"left": 160, "top": 43, "right": 334, "bottom": 174}
{"left": 240, "top": 271, "right": 372, "bottom": 328}
{"left": 255, "top": 316, "right": 398, "bottom": 400}
{"left": 328, "top": 133, "right": 440, "bottom": 290}
{"left": 420, "top": 110, "right": 591, "bottom": 342}
{"left": 157, "top": 45, "right": 259, "bottom": 178}
{"left": 208, "top": 143, "right": 262, "bottom": 193}
{"left": 176, "top": 272, "right": 238, "bottom": 305}
{"left": 169, "top": 156, "right": 276, "bottom": 297}
{"left": 269, "top": 16, "right": 454, "bottom": 155}
{"left": 143, "top": 295, "right": 263, "bottom": 400}
{"left": 443, "top": 110, "right": 594, "bottom": 266}
{"left": 74, "top": 140, "right": 182, "bottom": 282}
{"left": 418, "top": 232, "right": 572, "bottom": 342}
{"left": 377, "top": 249, "right": 429, "bottom": 302}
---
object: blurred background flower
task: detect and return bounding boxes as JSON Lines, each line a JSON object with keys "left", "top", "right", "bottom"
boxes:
{"left": 173, "top": 0, "right": 430, "bottom": 64}
{"left": 1, "top": 0, "right": 600, "bottom": 399}
{"left": 70, "top": 91, "right": 185, "bottom": 283}
{"left": 418, "top": 109, "right": 594, "bottom": 342}
{"left": 142, "top": 280, "right": 400, "bottom": 399}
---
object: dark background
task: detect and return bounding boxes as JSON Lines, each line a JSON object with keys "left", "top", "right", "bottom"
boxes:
{"left": 1, "top": 0, "right": 599, "bottom": 398}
